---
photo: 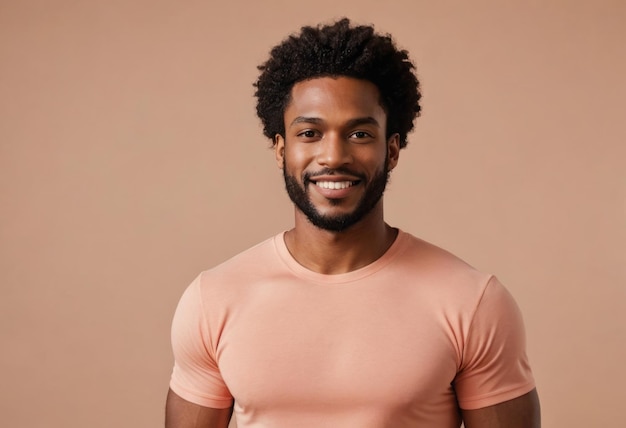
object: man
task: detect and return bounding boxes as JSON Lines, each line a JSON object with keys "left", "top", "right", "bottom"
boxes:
{"left": 166, "top": 18, "right": 540, "bottom": 428}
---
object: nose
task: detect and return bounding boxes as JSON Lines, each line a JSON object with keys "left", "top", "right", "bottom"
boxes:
{"left": 316, "top": 133, "right": 353, "bottom": 168}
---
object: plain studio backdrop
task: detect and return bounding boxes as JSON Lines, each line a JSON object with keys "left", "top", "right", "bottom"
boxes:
{"left": 1, "top": 1, "right": 624, "bottom": 427}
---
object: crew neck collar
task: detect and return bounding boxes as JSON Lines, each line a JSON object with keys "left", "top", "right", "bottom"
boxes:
{"left": 273, "top": 229, "right": 408, "bottom": 284}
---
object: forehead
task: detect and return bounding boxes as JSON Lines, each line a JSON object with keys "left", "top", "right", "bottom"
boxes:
{"left": 285, "top": 77, "right": 386, "bottom": 123}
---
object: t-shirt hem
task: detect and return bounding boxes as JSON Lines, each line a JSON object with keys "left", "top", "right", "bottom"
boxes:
{"left": 169, "top": 382, "right": 234, "bottom": 409}
{"left": 458, "top": 381, "right": 536, "bottom": 410}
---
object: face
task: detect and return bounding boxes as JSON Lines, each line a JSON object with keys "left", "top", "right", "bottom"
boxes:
{"left": 275, "top": 77, "right": 399, "bottom": 232}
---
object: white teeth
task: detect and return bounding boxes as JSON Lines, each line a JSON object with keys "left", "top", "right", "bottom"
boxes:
{"left": 315, "top": 181, "right": 354, "bottom": 190}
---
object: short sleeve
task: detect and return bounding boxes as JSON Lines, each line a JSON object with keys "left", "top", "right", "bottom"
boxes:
{"left": 454, "top": 276, "right": 535, "bottom": 410}
{"left": 169, "top": 275, "right": 234, "bottom": 409}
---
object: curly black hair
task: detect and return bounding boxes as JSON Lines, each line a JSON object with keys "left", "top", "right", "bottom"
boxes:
{"left": 254, "top": 18, "right": 421, "bottom": 149}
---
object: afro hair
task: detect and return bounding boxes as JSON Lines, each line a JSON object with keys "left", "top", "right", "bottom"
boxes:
{"left": 254, "top": 18, "right": 421, "bottom": 148}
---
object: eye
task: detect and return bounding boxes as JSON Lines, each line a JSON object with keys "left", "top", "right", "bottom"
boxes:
{"left": 296, "top": 129, "right": 320, "bottom": 139}
{"left": 350, "top": 131, "right": 373, "bottom": 140}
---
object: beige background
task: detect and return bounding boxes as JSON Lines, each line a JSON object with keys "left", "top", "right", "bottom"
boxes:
{"left": 1, "top": 1, "right": 624, "bottom": 427}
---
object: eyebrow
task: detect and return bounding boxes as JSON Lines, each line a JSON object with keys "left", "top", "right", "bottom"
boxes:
{"left": 289, "top": 116, "right": 381, "bottom": 128}
{"left": 289, "top": 116, "right": 324, "bottom": 127}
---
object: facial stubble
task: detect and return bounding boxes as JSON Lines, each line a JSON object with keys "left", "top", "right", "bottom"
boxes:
{"left": 282, "top": 157, "right": 390, "bottom": 232}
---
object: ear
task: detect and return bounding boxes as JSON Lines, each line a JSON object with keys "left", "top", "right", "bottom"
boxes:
{"left": 387, "top": 133, "right": 400, "bottom": 170}
{"left": 274, "top": 134, "right": 285, "bottom": 169}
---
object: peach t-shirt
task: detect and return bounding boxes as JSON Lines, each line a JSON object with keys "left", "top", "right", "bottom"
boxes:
{"left": 170, "top": 231, "right": 535, "bottom": 427}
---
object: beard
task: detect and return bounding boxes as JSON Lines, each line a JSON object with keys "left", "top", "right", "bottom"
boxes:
{"left": 283, "top": 159, "right": 390, "bottom": 232}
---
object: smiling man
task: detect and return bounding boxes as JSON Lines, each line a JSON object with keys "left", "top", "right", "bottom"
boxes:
{"left": 281, "top": 77, "right": 392, "bottom": 232}
{"left": 165, "top": 19, "right": 540, "bottom": 428}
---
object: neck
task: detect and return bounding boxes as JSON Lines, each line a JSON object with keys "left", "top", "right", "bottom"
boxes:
{"left": 283, "top": 203, "right": 398, "bottom": 275}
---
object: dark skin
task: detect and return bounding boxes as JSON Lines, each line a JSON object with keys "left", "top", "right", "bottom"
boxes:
{"left": 275, "top": 77, "right": 400, "bottom": 275}
{"left": 165, "top": 77, "right": 540, "bottom": 427}
{"left": 165, "top": 389, "right": 232, "bottom": 428}
{"left": 462, "top": 389, "right": 541, "bottom": 427}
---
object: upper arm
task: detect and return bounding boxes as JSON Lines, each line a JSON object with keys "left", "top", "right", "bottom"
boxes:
{"left": 165, "top": 388, "right": 233, "bottom": 428}
{"left": 170, "top": 278, "right": 234, "bottom": 409}
{"left": 455, "top": 277, "right": 536, "bottom": 410}
{"left": 461, "top": 388, "right": 541, "bottom": 428}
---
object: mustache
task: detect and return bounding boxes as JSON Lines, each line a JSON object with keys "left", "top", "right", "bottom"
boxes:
{"left": 303, "top": 168, "right": 365, "bottom": 183}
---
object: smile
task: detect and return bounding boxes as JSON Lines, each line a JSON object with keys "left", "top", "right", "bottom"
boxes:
{"left": 314, "top": 181, "right": 357, "bottom": 190}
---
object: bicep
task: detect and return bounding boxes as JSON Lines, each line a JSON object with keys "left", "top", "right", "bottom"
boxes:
{"left": 461, "top": 388, "right": 541, "bottom": 428}
{"left": 165, "top": 389, "right": 233, "bottom": 428}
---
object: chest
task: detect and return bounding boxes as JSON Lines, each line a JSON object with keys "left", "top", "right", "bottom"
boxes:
{"left": 216, "top": 286, "right": 461, "bottom": 417}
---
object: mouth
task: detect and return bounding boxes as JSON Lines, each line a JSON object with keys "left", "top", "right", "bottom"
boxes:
{"left": 303, "top": 169, "right": 364, "bottom": 199}
{"left": 306, "top": 176, "right": 363, "bottom": 200}
{"left": 312, "top": 180, "right": 359, "bottom": 190}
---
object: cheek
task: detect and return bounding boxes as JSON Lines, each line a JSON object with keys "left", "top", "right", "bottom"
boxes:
{"left": 359, "top": 147, "right": 388, "bottom": 170}
{"left": 284, "top": 146, "right": 314, "bottom": 171}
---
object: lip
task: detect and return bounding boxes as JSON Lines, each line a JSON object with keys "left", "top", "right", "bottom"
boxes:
{"left": 309, "top": 176, "right": 361, "bottom": 199}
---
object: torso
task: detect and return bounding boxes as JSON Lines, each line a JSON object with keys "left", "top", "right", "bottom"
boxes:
{"left": 200, "top": 231, "right": 490, "bottom": 427}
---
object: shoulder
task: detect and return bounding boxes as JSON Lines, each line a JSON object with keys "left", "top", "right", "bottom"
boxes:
{"left": 173, "top": 233, "right": 285, "bottom": 333}
{"left": 394, "top": 230, "right": 493, "bottom": 297}
{"left": 196, "top": 233, "right": 282, "bottom": 288}
{"left": 398, "top": 231, "right": 478, "bottom": 270}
